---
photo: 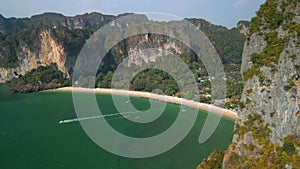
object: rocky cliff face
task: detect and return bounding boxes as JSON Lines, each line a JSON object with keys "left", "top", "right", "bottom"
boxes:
{"left": 0, "top": 12, "right": 145, "bottom": 82}
{"left": 118, "top": 34, "right": 184, "bottom": 67}
{"left": 0, "top": 29, "right": 67, "bottom": 82}
{"left": 225, "top": 0, "right": 300, "bottom": 168}
{"left": 0, "top": 12, "right": 244, "bottom": 86}
{"left": 198, "top": 0, "right": 300, "bottom": 168}
{"left": 0, "top": 18, "right": 185, "bottom": 82}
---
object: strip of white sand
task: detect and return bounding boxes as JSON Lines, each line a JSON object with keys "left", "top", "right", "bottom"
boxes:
{"left": 53, "top": 87, "right": 238, "bottom": 120}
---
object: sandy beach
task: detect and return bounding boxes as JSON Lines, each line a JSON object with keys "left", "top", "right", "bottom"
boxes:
{"left": 53, "top": 87, "right": 238, "bottom": 120}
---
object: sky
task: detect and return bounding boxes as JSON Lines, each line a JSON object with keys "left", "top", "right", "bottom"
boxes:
{"left": 0, "top": 0, "right": 266, "bottom": 28}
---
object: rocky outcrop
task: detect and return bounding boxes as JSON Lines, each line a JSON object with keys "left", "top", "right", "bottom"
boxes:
{"left": 0, "top": 13, "right": 158, "bottom": 82}
{"left": 0, "top": 29, "right": 67, "bottom": 82}
{"left": 123, "top": 34, "right": 184, "bottom": 66}
{"left": 223, "top": 0, "right": 300, "bottom": 168}
{"left": 198, "top": 0, "right": 300, "bottom": 168}
{"left": 0, "top": 18, "right": 186, "bottom": 82}
{"left": 237, "top": 21, "right": 250, "bottom": 36}
{"left": 38, "top": 30, "right": 67, "bottom": 74}
{"left": 0, "top": 67, "right": 19, "bottom": 83}
{"left": 0, "top": 11, "right": 245, "bottom": 105}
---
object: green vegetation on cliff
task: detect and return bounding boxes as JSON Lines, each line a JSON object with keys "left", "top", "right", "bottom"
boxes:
{"left": 0, "top": 13, "right": 245, "bottom": 105}
{"left": 196, "top": 149, "right": 225, "bottom": 169}
{"left": 198, "top": 0, "right": 300, "bottom": 168}
{"left": 243, "top": 31, "right": 288, "bottom": 82}
{"left": 9, "top": 63, "right": 70, "bottom": 93}
{"left": 200, "top": 113, "right": 300, "bottom": 169}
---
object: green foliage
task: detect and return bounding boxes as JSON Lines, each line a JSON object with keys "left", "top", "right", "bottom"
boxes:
{"left": 9, "top": 63, "right": 70, "bottom": 93}
{"left": 0, "top": 13, "right": 246, "bottom": 103}
{"left": 78, "top": 76, "right": 96, "bottom": 88}
{"left": 243, "top": 66, "right": 263, "bottom": 82}
{"left": 246, "top": 88, "right": 253, "bottom": 95}
{"left": 250, "top": 0, "right": 285, "bottom": 33}
{"left": 187, "top": 18, "right": 245, "bottom": 67}
{"left": 289, "top": 54, "right": 297, "bottom": 61}
{"left": 224, "top": 115, "right": 300, "bottom": 168}
{"left": 244, "top": 114, "right": 262, "bottom": 126}
{"left": 226, "top": 78, "right": 244, "bottom": 98}
{"left": 164, "top": 86, "right": 177, "bottom": 96}
{"left": 284, "top": 80, "right": 295, "bottom": 91}
{"left": 270, "top": 112, "right": 275, "bottom": 118}
{"left": 245, "top": 98, "right": 251, "bottom": 105}
{"left": 96, "top": 71, "right": 113, "bottom": 88}
{"left": 282, "top": 141, "right": 296, "bottom": 155}
{"left": 129, "top": 69, "right": 179, "bottom": 96}
{"left": 243, "top": 31, "right": 287, "bottom": 81}
{"left": 250, "top": 17, "right": 263, "bottom": 33}
{"left": 245, "top": 0, "right": 300, "bottom": 82}
{"left": 200, "top": 0, "right": 300, "bottom": 168}
{"left": 197, "top": 149, "right": 225, "bottom": 169}
{"left": 283, "top": 22, "right": 300, "bottom": 38}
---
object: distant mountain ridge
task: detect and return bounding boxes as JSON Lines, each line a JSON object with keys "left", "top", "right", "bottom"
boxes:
{"left": 0, "top": 12, "right": 245, "bottom": 100}
{"left": 0, "top": 12, "right": 120, "bottom": 33}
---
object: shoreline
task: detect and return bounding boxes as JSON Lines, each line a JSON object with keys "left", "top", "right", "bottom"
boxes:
{"left": 52, "top": 87, "right": 238, "bottom": 120}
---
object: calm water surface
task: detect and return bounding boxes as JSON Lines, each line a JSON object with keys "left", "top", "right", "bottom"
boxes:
{"left": 0, "top": 84, "right": 234, "bottom": 169}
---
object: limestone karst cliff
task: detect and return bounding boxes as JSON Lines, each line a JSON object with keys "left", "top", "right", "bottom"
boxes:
{"left": 0, "top": 12, "right": 245, "bottom": 98}
{"left": 0, "top": 29, "right": 67, "bottom": 82}
{"left": 0, "top": 12, "right": 142, "bottom": 82}
{"left": 198, "top": 0, "right": 300, "bottom": 168}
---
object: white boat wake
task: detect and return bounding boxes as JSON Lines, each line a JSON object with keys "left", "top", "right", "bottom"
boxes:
{"left": 59, "top": 111, "right": 140, "bottom": 124}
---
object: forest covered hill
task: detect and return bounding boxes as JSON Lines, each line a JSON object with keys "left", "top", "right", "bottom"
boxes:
{"left": 0, "top": 12, "right": 246, "bottom": 106}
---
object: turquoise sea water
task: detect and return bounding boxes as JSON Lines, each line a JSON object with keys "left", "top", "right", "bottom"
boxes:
{"left": 0, "top": 84, "right": 234, "bottom": 169}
